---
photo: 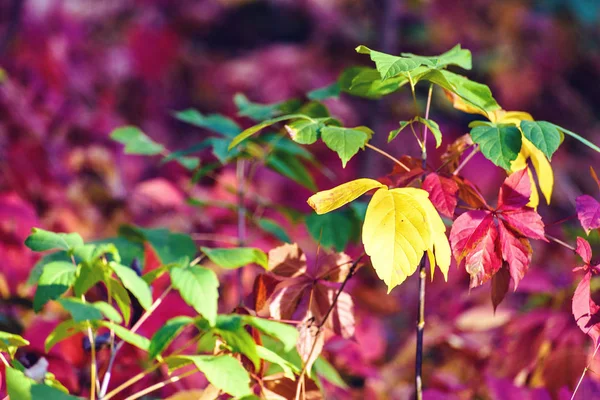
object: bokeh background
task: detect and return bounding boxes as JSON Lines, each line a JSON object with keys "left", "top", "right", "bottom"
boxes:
{"left": 1, "top": 0, "right": 600, "bottom": 399}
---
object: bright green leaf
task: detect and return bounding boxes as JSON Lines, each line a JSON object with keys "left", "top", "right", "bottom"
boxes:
{"left": 321, "top": 126, "right": 372, "bottom": 168}
{"left": 416, "top": 117, "right": 443, "bottom": 148}
{"left": 109, "top": 262, "right": 153, "bottom": 310}
{"left": 170, "top": 266, "right": 219, "bottom": 325}
{"left": 243, "top": 316, "right": 298, "bottom": 352}
{"left": 228, "top": 114, "right": 313, "bottom": 149}
{"left": 284, "top": 119, "right": 322, "bottom": 145}
{"left": 93, "top": 301, "right": 123, "bottom": 323}
{"left": 520, "top": 120, "right": 562, "bottom": 160}
{"left": 106, "top": 277, "right": 131, "bottom": 325}
{"left": 356, "top": 46, "right": 430, "bottom": 80}
{"left": 73, "top": 263, "right": 105, "bottom": 297}
{"left": 148, "top": 316, "right": 194, "bottom": 360}
{"left": 470, "top": 124, "right": 522, "bottom": 170}
{"left": 33, "top": 261, "right": 77, "bottom": 312}
{"left": 314, "top": 356, "right": 348, "bottom": 389}
{"left": 256, "top": 346, "right": 298, "bottom": 379}
{"left": 0, "top": 331, "right": 29, "bottom": 357}
{"left": 45, "top": 320, "right": 87, "bottom": 352}
{"left": 307, "top": 83, "right": 340, "bottom": 100}
{"left": 201, "top": 247, "right": 268, "bottom": 269}
{"left": 339, "top": 67, "right": 409, "bottom": 99}
{"left": 25, "top": 228, "right": 83, "bottom": 253}
{"left": 58, "top": 298, "right": 103, "bottom": 322}
{"left": 388, "top": 121, "right": 412, "bottom": 142}
{"left": 99, "top": 321, "right": 150, "bottom": 351}
{"left": 257, "top": 218, "right": 291, "bottom": 243}
{"left": 6, "top": 367, "right": 81, "bottom": 400}
{"left": 110, "top": 126, "right": 165, "bottom": 155}
{"left": 215, "top": 315, "right": 260, "bottom": 371}
{"left": 173, "top": 109, "right": 241, "bottom": 138}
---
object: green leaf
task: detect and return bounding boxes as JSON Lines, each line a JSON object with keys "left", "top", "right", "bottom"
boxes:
{"left": 257, "top": 218, "right": 292, "bottom": 243}
{"left": 171, "top": 355, "right": 253, "bottom": 397}
{"left": 306, "top": 210, "right": 354, "bottom": 252}
{"left": 0, "top": 331, "right": 29, "bottom": 357}
{"left": 110, "top": 126, "right": 165, "bottom": 155}
{"left": 401, "top": 44, "right": 472, "bottom": 70}
{"left": 257, "top": 345, "right": 298, "bottom": 378}
{"left": 148, "top": 316, "right": 194, "bottom": 360}
{"left": 99, "top": 321, "right": 150, "bottom": 351}
{"left": 45, "top": 320, "right": 87, "bottom": 352}
{"left": 6, "top": 367, "right": 81, "bottom": 400}
{"left": 91, "top": 236, "right": 144, "bottom": 268}
{"left": 388, "top": 121, "right": 412, "bottom": 142}
{"left": 307, "top": 83, "right": 340, "bottom": 100}
{"left": 356, "top": 46, "right": 430, "bottom": 80}
{"left": 266, "top": 151, "right": 317, "bottom": 191}
{"left": 201, "top": 247, "right": 268, "bottom": 269}
{"left": 162, "top": 153, "right": 200, "bottom": 170}
{"left": 228, "top": 114, "right": 313, "bottom": 149}
{"left": 27, "top": 252, "right": 70, "bottom": 285}
{"left": 470, "top": 124, "right": 522, "bottom": 170}
{"left": 170, "top": 266, "right": 219, "bottom": 325}
{"left": 321, "top": 126, "right": 372, "bottom": 168}
{"left": 243, "top": 316, "right": 298, "bottom": 352}
{"left": 118, "top": 226, "right": 197, "bottom": 265}
{"left": 548, "top": 123, "right": 600, "bottom": 154}
{"left": 33, "top": 261, "right": 77, "bottom": 312}
{"left": 433, "top": 70, "right": 501, "bottom": 114}
{"left": 93, "top": 301, "right": 123, "bottom": 323}
{"left": 339, "top": 67, "right": 409, "bottom": 99}
{"left": 173, "top": 109, "right": 241, "bottom": 137}
{"left": 57, "top": 298, "right": 103, "bottom": 322}
{"left": 106, "top": 277, "right": 131, "bottom": 325}
{"left": 208, "top": 137, "right": 240, "bottom": 163}
{"left": 285, "top": 119, "right": 322, "bottom": 145}
{"left": 314, "top": 356, "right": 348, "bottom": 389}
{"left": 215, "top": 315, "right": 260, "bottom": 371}
{"left": 142, "top": 257, "right": 189, "bottom": 285}
{"left": 234, "top": 93, "right": 302, "bottom": 122}
{"left": 73, "top": 263, "right": 105, "bottom": 297}
{"left": 25, "top": 228, "right": 83, "bottom": 253}
{"left": 416, "top": 117, "right": 443, "bottom": 148}
{"left": 109, "top": 262, "right": 153, "bottom": 310}
{"left": 519, "top": 120, "right": 562, "bottom": 159}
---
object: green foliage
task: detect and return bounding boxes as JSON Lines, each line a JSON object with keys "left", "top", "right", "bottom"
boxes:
{"left": 321, "top": 126, "right": 373, "bottom": 167}
{"left": 388, "top": 121, "right": 412, "bottom": 142}
{"left": 339, "top": 67, "right": 409, "bottom": 99}
{"left": 25, "top": 228, "right": 83, "bottom": 253}
{"left": 234, "top": 93, "right": 302, "bottom": 122}
{"left": 45, "top": 320, "right": 87, "bottom": 352}
{"left": 306, "top": 207, "right": 364, "bottom": 252}
{"left": 470, "top": 124, "right": 522, "bottom": 170}
{"left": 201, "top": 247, "right": 268, "bottom": 269}
{"left": 228, "top": 114, "right": 312, "bottom": 149}
{"left": 100, "top": 321, "right": 150, "bottom": 351}
{"left": 520, "top": 120, "right": 563, "bottom": 159}
{"left": 307, "top": 82, "right": 341, "bottom": 100}
{"left": 0, "top": 331, "right": 29, "bottom": 357}
{"left": 148, "top": 316, "right": 194, "bottom": 360}
{"left": 173, "top": 109, "right": 241, "bottom": 137}
{"left": 257, "top": 218, "right": 292, "bottom": 243}
{"left": 170, "top": 266, "right": 219, "bottom": 325}
{"left": 110, "top": 126, "right": 165, "bottom": 155}
{"left": 33, "top": 261, "right": 77, "bottom": 312}
{"left": 109, "top": 262, "right": 153, "bottom": 310}
{"left": 6, "top": 367, "right": 81, "bottom": 400}
{"left": 243, "top": 315, "right": 298, "bottom": 352}
{"left": 57, "top": 298, "right": 103, "bottom": 322}
{"left": 214, "top": 315, "right": 261, "bottom": 370}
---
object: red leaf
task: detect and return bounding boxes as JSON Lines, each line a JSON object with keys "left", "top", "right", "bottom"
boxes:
{"left": 576, "top": 237, "right": 592, "bottom": 265}
{"left": 266, "top": 278, "right": 310, "bottom": 320}
{"left": 453, "top": 176, "right": 489, "bottom": 209}
{"left": 491, "top": 265, "right": 510, "bottom": 312}
{"left": 449, "top": 210, "right": 494, "bottom": 262}
{"left": 572, "top": 271, "right": 600, "bottom": 345}
{"left": 576, "top": 195, "right": 600, "bottom": 234}
{"left": 497, "top": 169, "right": 531, "bottom": 211}
{"left": 387, "top": 156, "right": 424, "bottom": 187}
{"left": 313, "top": 252, "right": 352, "bottom": 282}
{"left": 500, "top": 208, "right": 547, "bottom": 241}
{"left": 498, "top": 221, "right": 532, "bottom": 289}
{"left": 422, "top": 172, "right": 459, "bottom": 217}
{"left": 464, "top": 219, "right": 502, "bottom": 288}
{"left": 313, "top": 282, "right": 355, "bottom": 338}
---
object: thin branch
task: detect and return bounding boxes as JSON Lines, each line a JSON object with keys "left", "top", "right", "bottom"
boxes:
{"left": 365, "top": 143, "right": 410, "bottom": 172}
{"left": 422, "top": 84, "right": 433, "bottom": 153}
{"left": 571, "top": 340, "right": 600, "bottom": 400}
{"left": 102, "top": 365, "right": 161, "bottom": 400}
{"left": 123, "top": 368, "right": 199, "bottom": 400}
{"left": 415, "top": 256, "right": 427, "bottom": 400}
{"left": 0, "top": 352, "right": 10, "bottom": 367}
{"left": 453, "top": 146, "right": 479, "bottom": 176}
{"left": 546, "top": 234, "right": 576, "bottom": 252}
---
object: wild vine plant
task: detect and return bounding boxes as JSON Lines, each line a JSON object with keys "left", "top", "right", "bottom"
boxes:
{"left": 3, "top": 44, "right": 600, "bottom": 399}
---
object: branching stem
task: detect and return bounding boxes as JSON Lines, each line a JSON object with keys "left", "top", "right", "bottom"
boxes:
{"left": 365, "top": 143, "right": 410, "bottom": 172}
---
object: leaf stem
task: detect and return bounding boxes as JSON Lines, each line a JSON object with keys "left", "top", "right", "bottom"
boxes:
{"left": 453, "top": 145, "right": 479, "bottom": 176}
{"left": 422, "top": 84, "right": 433, "bottom": 156}
{"left": 415, "top": 256, "right": 427, "bottom": 400}
{"left": 365, "top": 143, "right": 410, "bottom": 172}
{"left": 236, "top": 158, "right": 247, "bottom": 305}
{"left": 571, "top": 339, "right": 600, "bottom": 400}
{"left": 545, "top": 234, "right": 576, "bottom": 252}
{"left": 0, "top": 352, "right": 10, "bottom": 367}
{"left": 123, "top": 368, "right": 199, "bottom": 400}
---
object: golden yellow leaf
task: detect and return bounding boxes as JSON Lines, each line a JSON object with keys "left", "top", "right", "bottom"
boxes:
{"left": 489, "top": 110, "right": 533, "bottom": 125}
{"left": 402, "top": 188, "right": 451, "bottom": 281}
{"left": 362, "top": 187, "right": 433, "bottom": 292}
{"left": 307, "top": 178, "right": 384, "bottom": 215}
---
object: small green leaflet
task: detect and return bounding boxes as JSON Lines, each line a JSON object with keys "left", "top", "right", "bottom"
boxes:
{"left": 45, "top": 320, "right": 87, "bottom": 352}
{"left": 548, "top": 122, "right": 600, "bottom": 154}
{"left": 93, "top": 301, "right": 123, "bottom": 323}
{"left": 321, "top": 126, "right": 373, "bottom": 168}
{"left": 148, "top": 316, "right": 194, "bottom": 360}
{"left": 110, "top": 126, "right": 165, "bottom": 155}
{"left": 25, "top": 228, "right": 83, "bottom": 253}
{"left": 307, "top": 82, "right": 341, "bottom": 100}
{"left": 172, "top": 109, "right": 241, "bottom": 137}
{"left": 339, "top": 67, "right": 409, "bottom": 99}
{"left": 284, "top": 119, "right": 322, "bottom": 145}
{"left": 106, "top": 277, "right": 131, "bottom": 325}
{"left": 214, "top": 315, "right": 260, "bottom": 371}
{"left": 234, "top": 93, "right": 302, "bottom": 122}
{"left": 6, "top": 367, "right": 81, "bottom": 400}
{"left": 228, "top": 114, "right": 313, "bottom": 149}
{"left": 169, "top": 355, "right": 253, "bottom": 397}
{"left": 470, "top": 124, "right": 522, "bottom": 170}
{"left": 109, "top": 262, "right": 153, "bottom": 310}
{"left": 388, "top": 121, "right": 412, "bottom": 142}
{"left": 256, "top": 346, "right": 298, "bottom": 378}
{"left": 201, "top": 247, "right": 268, "bottom": 269}
{"left": 257, "top": 218, "right": 292, "bottom": 243}
{"left": 73, "top": 262, "right": 105, "bottom": 297}
{"left": 401, "top": 44, "right": 472, "bottom": 70}
{"left": 57, "top": 298, "right": 103, "bottom": 322}
{"left": 99, "top": 321, "right": 150, "bottom": 351}
{"left": 0, "top": 331, "right": 29, "bottom": 357}
{"left": 170, "top": 266, "right": 219, "bottom": 325}
{"left": 306, "top": 210, "right": 354, "bottom": 252}
{"left": 243, "top": 315, "right": 298, "bottom": 352}
{"left": 33, "top": 261, "right": 77, "bottom": 312}
{"left": 416, "top": 117, "right": 443, "bottom": 148}
{"left": 520, "top": 120, "right": 562, "bottom": 160}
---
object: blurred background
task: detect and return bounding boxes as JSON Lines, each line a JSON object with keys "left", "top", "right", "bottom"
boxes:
{"left": 1, "top": 0, "right": 600, "bottom": 399}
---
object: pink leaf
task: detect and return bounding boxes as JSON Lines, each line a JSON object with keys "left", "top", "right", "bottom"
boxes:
{"left": 422, "top": 172, "right": 459, "bottom": 218}
{"left": 497, "top": 169, "right": 531, "bottom": 211}
{"left": 576, "top": 237, "right": 592, "bottom": 265}
{"left": 464, "top": 218, "right": 502, "bottom": 288}
{"left": 449, "top": 210, "right": 494, "bottom": 262}
{"left": 498, "top": 221, "right": 532, "bottom": 289}
{"left": 576, "top": 195, "right": 600, "bottom": 234}
{"left": 572, "top": 271, "right": 600, "bottom": 345}
{"left": 500, "top": 208, "right": 547, "bottom": 241}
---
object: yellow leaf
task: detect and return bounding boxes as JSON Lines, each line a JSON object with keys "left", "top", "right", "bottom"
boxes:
{"left": 510, "top": 137, "right": 554, "bottom": 207}
{"left": 362, "top": 187, "right": 432, "bottom": 292}
{"left": 444, "top": 91, "right": 490, "bottom": 119}
{"left": 402, "top": 188, "right": 451, "bottom": 281}
{"left": 490, "top": 110, "right": 533, "bottom": 125}
{"left": 307, "top": 178, "right": 384, "bottom": 215}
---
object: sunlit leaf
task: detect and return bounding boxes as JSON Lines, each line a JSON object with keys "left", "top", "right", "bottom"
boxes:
{"left": 25, "top": 228, "right": 83, "bottom": 253}
{"left": 520, "top": 120, "right": 562, "bottom": 160}
{"left": 201, "top": 247, "right": 268, "bottom": 269}
{"left": 33, "top": 261, "right": 77, "bottom": 312}
{"left": 307, "top": 178, "right": 384, "bottom": 215}
{"left": 170, "top": 266, "right": 219, "bottom": 325}
{"left": 109, "top": 262, "right": 153, "bottom": 310}
{"left": 57, "top": 298, "right": 103, "bottom": 322}
{"left": 470, "top": 124, "right": 522, "bottom": 170}
{"left": 110, "top": 126, "right": 165, "bottom": 155}
{"left": 148, "top": 316, "right": 194, "bottom": 360}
